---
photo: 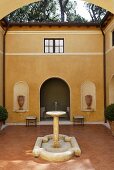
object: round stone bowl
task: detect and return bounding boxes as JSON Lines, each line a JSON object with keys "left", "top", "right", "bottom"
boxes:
{"left": 46, "top": 111, "right": 66, "bottom": 117}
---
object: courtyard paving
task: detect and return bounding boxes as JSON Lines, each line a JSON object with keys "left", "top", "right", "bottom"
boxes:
{"left": 0, "top": 124, "right": 114, "bottom": 170}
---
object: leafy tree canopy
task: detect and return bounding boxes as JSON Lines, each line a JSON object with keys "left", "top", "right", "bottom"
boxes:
{"left": 5, "top": 0, "right": 87, "bottom": 23}
{"left": 5, "top": 0, "right": 106, "bottom": 23}
{"left": 84, "top": 2, "right": 107, "bottom": 23}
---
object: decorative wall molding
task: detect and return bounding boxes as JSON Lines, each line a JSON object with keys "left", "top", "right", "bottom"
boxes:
{"left": 6, "top": 52, "right": 103, "bottom": 56}
{"left": 7, "top": 30, "right": 102, "bottom": 35}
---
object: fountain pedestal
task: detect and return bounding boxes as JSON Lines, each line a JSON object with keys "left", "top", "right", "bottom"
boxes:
{"left": 53, "top": 116, "right": 59, "bottom": 147}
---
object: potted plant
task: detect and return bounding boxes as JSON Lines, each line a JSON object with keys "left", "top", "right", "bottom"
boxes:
{"left": 105, "top": 104, "right": 114, "bottom": 136}
{"left": 0, "top": 105, "right": 8, "bottom": 125}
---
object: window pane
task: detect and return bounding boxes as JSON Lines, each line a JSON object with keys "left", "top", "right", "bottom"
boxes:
{"left": 60, "top": 47, "right": 63, "bottom": 53}
{"left": 45, "top": 40, "right": 48, "bottom": 46}
{"left": 60, "top": 40, "right": 63, "bottom": 46}
{"left": 49, "top": 47, "right": 53, "bottom": 53}
{"left": 45, "top": 47, "right": 49, "bottom": 53}
{"left": 55, "top": 47, "right": 60, "bottom": 53}
{"left": 49, "top": 40, "right": 53, "bottom": 46}
{"left": 55, "top": 40, "right": 59, "bottom": 46}
{"left": 44, "top": 38, "right": 63, "bottom": 53}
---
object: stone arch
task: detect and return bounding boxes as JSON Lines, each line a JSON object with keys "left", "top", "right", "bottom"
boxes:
{"left": 109, "top": 75, "right": 114, "bottom": 104}
{"left": 0, "top": 0, "right": 114, "bottom": 19}
{"left": 40, "top": 77, "right": 70, "bottom": 120}
{"left": 0, "top": 0, "right": 39, "bottom": 19}
{"left": 13, "top": 81, "right": 29, "bottom": 112}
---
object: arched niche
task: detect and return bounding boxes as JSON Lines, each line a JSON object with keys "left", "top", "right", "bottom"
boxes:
{"left": 109, "top": 75, "right": 114, "bottom": 104}
{"left": 13, "top": 81, "right": 29, "bottom": 112}
{"left": 40, "top": 77, "right": 70, "bottom": 120}
{"left": 81, "top": 81, "right": 96, "bottom": 111}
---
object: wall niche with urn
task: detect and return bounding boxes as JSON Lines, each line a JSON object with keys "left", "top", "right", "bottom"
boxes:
{"left": 81, "top": 81, "right": 96, "bottom": 112}
{"left": 13, "top": 81, "right": 29, "bottom": 112}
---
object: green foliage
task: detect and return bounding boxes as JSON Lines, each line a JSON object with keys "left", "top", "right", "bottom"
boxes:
{"left": 6, "top": 0, "right": 106, "bottom": 23}
{"left": 6, "top": 0, "right": 59, "bottom": 23}
{"left": 5, "top": 0, "right": 87, "bottom": 23}
{"left": 65, "top": 1, "right": 87, "bottom": 22}
{"left": 84, "top": 3, "right": 106, "bottom": 23}
{"left": 105, "top": 104, "right": 114, "bottom": 121}
{"left": 0, "top": 106, "right": 8, "bottom": 123}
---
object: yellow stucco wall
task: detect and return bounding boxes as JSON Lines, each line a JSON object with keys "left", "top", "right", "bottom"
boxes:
{"left": 5, "top": 26, "right": 104, "bottom": 123}
{"left": 0, "top": 26, "right": 3, "bottom": 105}
{"left": 105, "top": 17, "right": 114, "bottom": 105}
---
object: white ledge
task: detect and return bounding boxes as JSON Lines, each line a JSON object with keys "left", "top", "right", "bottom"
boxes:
{"left": 13, "top": 110, "right": 29, "bottom": 113}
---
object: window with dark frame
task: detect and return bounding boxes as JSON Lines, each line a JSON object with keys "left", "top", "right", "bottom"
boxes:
{"left": 112, "top": 31, "right": 114, "bottom": 46}
{"left": 44, "top": 38, "right": 64, "bottom": 53}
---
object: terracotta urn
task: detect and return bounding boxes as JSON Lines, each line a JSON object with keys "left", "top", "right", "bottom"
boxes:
{"left": 17, "top": 95, "right": 25, "bottom": 110}
{"left": 85, "top": 95, "right": 92, "bottom": 110}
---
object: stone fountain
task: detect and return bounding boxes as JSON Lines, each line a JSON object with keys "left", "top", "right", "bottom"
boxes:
{"left": 33, "top": 111, "right": 81, "bottom": 162}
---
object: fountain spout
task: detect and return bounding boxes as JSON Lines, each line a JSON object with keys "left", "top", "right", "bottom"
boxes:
{"left": 54, "top": 101, "right": 58, "bottom": 111}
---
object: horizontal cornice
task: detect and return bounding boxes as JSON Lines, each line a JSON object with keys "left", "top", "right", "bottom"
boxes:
{"left": 6, "top": 52, "right": 103, "bottom": 56}
{"left": 7, "top": 30, "right": 102, "bottom": 35}
{"left": 8, "top": 22, "right": 100, "bottom": 27}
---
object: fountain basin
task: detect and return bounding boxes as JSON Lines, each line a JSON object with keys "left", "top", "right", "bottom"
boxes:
{"left": 33, "top": 134, "right": 81, "bottom": 162}
{"left": 46, "top": 111, "right": 66, "bottom": 117}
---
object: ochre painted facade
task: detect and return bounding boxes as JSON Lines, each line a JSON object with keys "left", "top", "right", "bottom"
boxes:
{"left": 0, "top": 26, "right": 3, "bottom": 105}
{"left": 105, "top": 17, "right": 114, "bottom": 105}
{"left": 5, "top": 26, "right": 104, "bottom": 123}
{"left": 0, "top": 1, "right": 113, "bottom": 124}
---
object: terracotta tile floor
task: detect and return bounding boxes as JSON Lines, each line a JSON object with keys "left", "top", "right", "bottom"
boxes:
{"left": 0, "top": 124, "right": 114, "bottom": 170}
